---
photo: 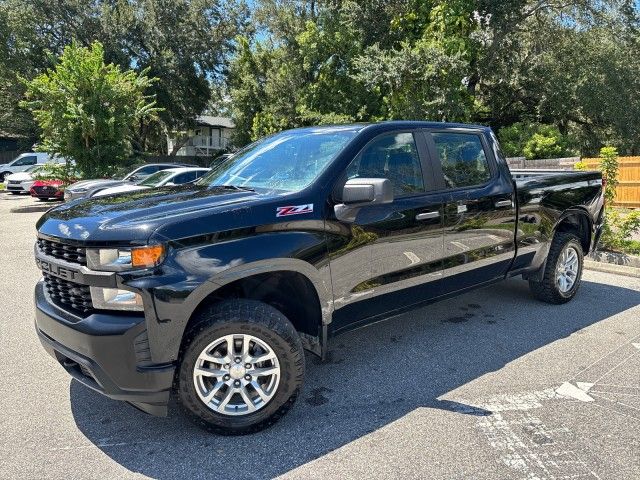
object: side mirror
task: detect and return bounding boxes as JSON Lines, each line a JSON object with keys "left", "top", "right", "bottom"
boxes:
{"left": 342, "top": 178, "right": 393, "bottom": 205}
{"left": 128, "top": 175, "right": 138, "bottom": 182}
{"left": 335, "top": 178, "right": 393, "bottom": 222}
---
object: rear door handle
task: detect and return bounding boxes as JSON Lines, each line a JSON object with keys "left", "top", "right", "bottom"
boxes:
{"left": 495, "top": 199, "right": 513, "bottom": 208}
{"left": 416, "top": 211, "right": 440, "bottom": 221}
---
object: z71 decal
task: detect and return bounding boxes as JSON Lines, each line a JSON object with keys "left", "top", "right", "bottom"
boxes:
{"left": 276, "top": 204, "right": 314, "bottom": 217}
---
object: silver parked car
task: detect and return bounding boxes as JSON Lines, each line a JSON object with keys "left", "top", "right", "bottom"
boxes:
{"left": 64, "top": 163, "right": 192, "bottom": 201}
{"left": 92, "top": 167, "right": 210, "bottom": 197}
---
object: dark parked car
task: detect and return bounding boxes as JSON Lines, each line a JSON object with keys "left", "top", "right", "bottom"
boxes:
{"left": 33, "top": 122, "right": 604, "bottom": 434}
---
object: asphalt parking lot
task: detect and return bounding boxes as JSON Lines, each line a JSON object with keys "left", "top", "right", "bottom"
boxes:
{"left": 1, "top": 193, "right": 638, "bottom": 480}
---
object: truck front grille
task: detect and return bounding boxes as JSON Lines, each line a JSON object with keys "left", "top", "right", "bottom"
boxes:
{"left": 37, "top": 238, "right": 87, "bottom": 266}
{"left": 43, "top": 273, "right": 93, "bottom": 315}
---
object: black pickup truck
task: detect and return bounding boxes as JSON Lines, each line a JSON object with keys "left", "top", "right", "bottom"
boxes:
{"left": 33, "top": 121, "right": 604, "bottom": 434}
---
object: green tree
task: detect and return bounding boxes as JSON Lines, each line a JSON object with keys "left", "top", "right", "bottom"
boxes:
{"left": 0, "top": 0, "right": 246, "bottom": 153}
{"left": 21, "top": 42, "right": 160, "bottom": 178}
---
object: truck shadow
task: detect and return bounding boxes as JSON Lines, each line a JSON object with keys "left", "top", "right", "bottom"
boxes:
{"left": 69, "top": 277, "right": 640, "bottom": 479}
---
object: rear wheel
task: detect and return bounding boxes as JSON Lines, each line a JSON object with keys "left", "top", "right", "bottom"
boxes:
{"left": 177, "top": 299, "right": 304, "bottom": 435}
{"left": 529, "top": 232, "right": 584, "bottom": 304}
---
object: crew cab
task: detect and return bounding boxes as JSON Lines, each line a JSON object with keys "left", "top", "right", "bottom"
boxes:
{"left": 33, "top": 122, "right": 604, "bottom": 434}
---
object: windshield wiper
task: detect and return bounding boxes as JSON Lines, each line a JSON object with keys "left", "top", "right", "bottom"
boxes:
{"left": 211, "top": 184, "right": 255, "bottom": 192}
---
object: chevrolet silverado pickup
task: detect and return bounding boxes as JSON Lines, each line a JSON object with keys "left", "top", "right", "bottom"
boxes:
{"left": 33, "top": 121, "right": 604, "bottom": 434}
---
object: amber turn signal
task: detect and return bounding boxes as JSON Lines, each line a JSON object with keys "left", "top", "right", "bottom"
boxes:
{"left": 131, "top": 245, "right": 165, "bottom": 268}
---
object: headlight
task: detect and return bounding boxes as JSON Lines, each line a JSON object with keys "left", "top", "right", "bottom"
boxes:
{"left": 86, "top": 245, "right": 165, "bottom": 271}
{"left": 90, "top": 286, "right": 143, "bottom": 311}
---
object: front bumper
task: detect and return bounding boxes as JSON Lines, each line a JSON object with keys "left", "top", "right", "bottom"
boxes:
{"left": 6, "top": 183, "right": 27, "bottom": 192}
{"left": 31, "top": 186, "right": 64, "bottom": 199}
{"left": 34, "top": 281, "right": 175, "bottom": 415}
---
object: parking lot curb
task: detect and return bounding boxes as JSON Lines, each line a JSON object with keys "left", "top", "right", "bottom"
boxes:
{"left": 585, "top": 254, "right": 640, "bottom": 278}
{"left": 9, "top": 205, "right": 54, "bottom": 213}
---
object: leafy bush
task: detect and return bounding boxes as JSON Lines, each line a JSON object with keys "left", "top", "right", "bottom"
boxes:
{"left": 599, "top": 146, "right": 619, "bottom": 205}
{"left": 599, "top": 208, "right": 640, "bottom": 254}
{"left": 32, "top": 162, "right": 77, "bottom": 186}
{"left": 21, "top": 41, "right": 160, "bottom": 179}
{"left": 574, "top": 160, "right": 588, "bottom": 170}
{"left": 498, "top": 122, "right": 573, "bottom": 159}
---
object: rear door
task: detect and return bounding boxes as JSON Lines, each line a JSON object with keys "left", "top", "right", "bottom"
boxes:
{"left": 425, "top": 129, "right": 517, "bottom": 292}
{"left": 328, "top": 130, "right": 446, "bottom": 330}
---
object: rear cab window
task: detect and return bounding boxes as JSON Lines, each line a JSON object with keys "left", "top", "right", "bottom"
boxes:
{"left": 430, "top": 132, "right": 492, "bottom": 189}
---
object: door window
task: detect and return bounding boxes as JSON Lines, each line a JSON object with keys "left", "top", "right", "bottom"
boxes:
{"left": 348, "top": 132, "right": 424, "bottom": 196}
{"left": 14, "top": 155, "right": 37, "bottom": 166}
{"left": 432, "top": 133, "right": 491, "bottom": 188}
{"left": 172, "top": 172, "right": 196, "bottom": 184}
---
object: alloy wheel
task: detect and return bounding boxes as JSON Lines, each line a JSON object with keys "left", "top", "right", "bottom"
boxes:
{"left": 555, "top": 246, "right": 579, "bottom": 293}
{"left": 193, "top": 334, "right": 280, "bottom": 416}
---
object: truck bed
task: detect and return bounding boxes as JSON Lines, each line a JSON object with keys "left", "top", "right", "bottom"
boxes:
{"left": 509, "top": 168, "right": 601, "bottom": 183}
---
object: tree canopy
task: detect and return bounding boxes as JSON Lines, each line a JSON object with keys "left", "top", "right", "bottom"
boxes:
{"left": 0, "top": 0, "right": 246, "bottom": 153}
{"left": 227, "top": 0, "right": 640, "bottom": 156}
{"left": 1, "top": 0, "right": 639, "bottom": 158}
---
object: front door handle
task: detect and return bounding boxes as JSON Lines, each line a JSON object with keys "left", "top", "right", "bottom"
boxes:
{"left": 416, "top": 211, "right": 440, "bottom": 221}
{"left": 495, "top": 199, "right": 513, "bottom": 208}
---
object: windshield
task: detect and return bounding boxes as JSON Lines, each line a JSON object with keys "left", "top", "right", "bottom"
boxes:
{"left": 137, "top": 170, "right": 174, "bottom": 187}
{"left": 25, "top": 165, "right": 43, "bottom": 173}
{"left": 197, "top": 127, "right": 359, "bottom": 192}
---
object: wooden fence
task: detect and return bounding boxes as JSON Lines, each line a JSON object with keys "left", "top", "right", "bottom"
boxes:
{"left": 582, "top": 156, "right": 640, "bottom": 208}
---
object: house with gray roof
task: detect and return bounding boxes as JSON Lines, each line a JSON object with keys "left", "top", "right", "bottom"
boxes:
{"left": 167, "top": 116, "right": 235, "bottom": 156}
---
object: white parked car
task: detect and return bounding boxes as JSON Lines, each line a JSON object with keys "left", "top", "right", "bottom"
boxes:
{"left": 3, "top": 165, "right": 43, "bottom": 194}
{"left": 0, "top": 152, "right": 67, "bottom": 182}
{"left": 93, "top": 167, "right": 210, "bottom": 197}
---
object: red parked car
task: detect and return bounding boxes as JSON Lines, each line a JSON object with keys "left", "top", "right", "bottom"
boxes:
{"left": 30, "top": 179, "right": 66, "bottom": 200}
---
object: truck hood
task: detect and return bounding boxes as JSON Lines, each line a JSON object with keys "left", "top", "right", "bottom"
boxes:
{"left": 36, "top": 184, "right": 280, "bottom": 244}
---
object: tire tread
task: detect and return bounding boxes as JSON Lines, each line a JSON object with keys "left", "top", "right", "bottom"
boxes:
{"left": 176, "top": 299, "right": 304, "bottom": 435}
{"left": 529, "top": 232, "right": 583, "bottom": 304}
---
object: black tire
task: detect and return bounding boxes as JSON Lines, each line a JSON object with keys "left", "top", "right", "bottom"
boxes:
{"left": 0, "top": 172, "right": 9, "bottom": 182}
{"left": 176, "top": 299, "right": 305, "bottom": 435}
{"left": 529, "top": 232, "right": 584, "bottom": 304}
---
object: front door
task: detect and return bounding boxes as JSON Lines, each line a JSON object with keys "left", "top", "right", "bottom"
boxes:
{"left": 327, "top": 131, "right": 445, "bottom": 332}
{"left": 425, "top": 130, "right": 517, "bottom": 292}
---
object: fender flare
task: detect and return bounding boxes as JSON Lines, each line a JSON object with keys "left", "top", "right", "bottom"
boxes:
{"left": 185, "top": 258, "right": 334, "bottom": 327}
{"left": 526, "top": 208, "right": 594, "bottom": 282}
{"left": 553, "top": 207, "right": 594, "bottom": 251}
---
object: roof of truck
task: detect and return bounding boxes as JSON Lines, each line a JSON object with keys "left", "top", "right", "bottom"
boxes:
{"left": 280, "top": 121, "right": 491, "bottom": 134}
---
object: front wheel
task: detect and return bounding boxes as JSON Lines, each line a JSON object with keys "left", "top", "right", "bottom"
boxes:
{"left": 529, "top": 232, "right": 584, "bottom": 304}
{"left": 177, "top": 299, "right": 305, "bottom": 435}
